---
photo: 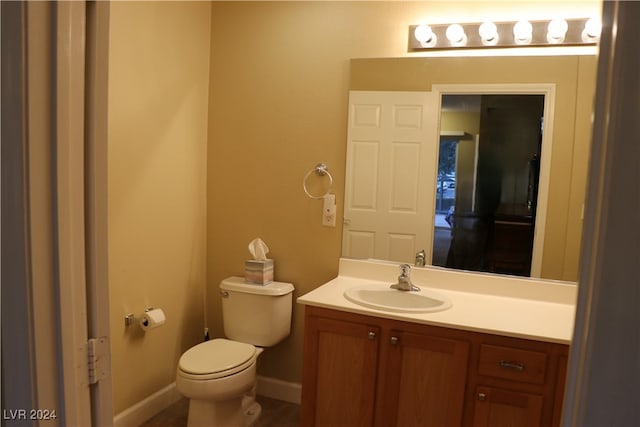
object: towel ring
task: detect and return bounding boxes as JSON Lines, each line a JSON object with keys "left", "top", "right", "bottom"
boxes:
{"left": 303, "top": 163, "right": 333, "bottom": 199}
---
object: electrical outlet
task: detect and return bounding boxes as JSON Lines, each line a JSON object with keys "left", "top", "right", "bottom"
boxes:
{"left": 323, "top": 211, "right": 336, "bottom": 227}
{"left": 322, "top": 194, "right": 337, "bottom": 227}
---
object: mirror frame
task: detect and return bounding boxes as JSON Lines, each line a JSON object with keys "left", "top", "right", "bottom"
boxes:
{"left": 430, "top": 83, "right": 556, "bottom": 277}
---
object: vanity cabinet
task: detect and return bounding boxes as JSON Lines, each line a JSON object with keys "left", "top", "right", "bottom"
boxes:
{"left": 301, "top": 306, "right": 569, "bottom": 427}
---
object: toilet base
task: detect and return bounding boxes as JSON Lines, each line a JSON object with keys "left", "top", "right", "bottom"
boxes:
{"left": 243, "top": 399, "right": 262, "bottom": 427}
{"left": 186, "top": 389, "right": 262, "bottom": 427}
{"left": 242, "top": 384, "right": 262, "bottom": 426}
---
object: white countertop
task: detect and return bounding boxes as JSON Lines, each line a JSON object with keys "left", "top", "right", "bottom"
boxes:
{"left": 297, "top": 258, "right": 577, "bottom": 344}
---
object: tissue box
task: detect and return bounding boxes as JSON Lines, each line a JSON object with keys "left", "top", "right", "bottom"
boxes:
{"left": 244, "top": 259, "right": 274, "bottom": 285}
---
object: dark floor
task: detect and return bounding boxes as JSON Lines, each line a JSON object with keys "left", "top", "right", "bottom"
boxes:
{"left": 139, "top": 396, "right": 300, "bottom": 427}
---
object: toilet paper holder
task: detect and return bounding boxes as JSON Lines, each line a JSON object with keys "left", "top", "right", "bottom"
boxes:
{"left": 124, "top": 307, "right": 155, "bottom": 327}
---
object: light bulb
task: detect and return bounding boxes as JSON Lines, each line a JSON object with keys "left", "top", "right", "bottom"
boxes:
{"left": 414, "top": 24, "right": 436, "bottom": 45}
{"left": 582, "top": 17, "right": 602, "bottom": 41}
{"left": 513, "top": 20, "right": 533, "bottom": 44}
{"left": 547, "top": 19, "right": 568, "bottom": 43}
{"left": 478, "top": 22, "right": 498, "bottom": 45}
{"left": 445, "top": 24, "right": 466, "bottom": 46}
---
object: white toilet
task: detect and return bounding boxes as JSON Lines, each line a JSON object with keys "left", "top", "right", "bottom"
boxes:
{"left": 176, "top": 276, "right": 294, "bottom": 427}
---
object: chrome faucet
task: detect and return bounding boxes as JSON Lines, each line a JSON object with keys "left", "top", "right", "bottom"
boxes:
{"left": 390, "top": 264, "right": 420, "bottom": 292}
{"left": 415, "top": 249, "right": 426, "bottom": 267}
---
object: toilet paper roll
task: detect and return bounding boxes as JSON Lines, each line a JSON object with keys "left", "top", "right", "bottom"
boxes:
{"left": 140, "top": 308, "right": 166, "bottom": 331}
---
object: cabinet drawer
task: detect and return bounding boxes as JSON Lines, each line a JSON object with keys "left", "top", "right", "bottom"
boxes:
{"left": 478, "top": 344, "right": 547, "bottom": 384}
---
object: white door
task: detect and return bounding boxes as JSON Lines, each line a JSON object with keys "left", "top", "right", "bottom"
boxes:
{"left": 343, "top": 91, "right": 439, "bottom": 263}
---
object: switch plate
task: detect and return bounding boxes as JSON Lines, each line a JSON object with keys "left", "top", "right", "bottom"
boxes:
{"left": 322, "top": 194, "right": 337, "bottom": 227}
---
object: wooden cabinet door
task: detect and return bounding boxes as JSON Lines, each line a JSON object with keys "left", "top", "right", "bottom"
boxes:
{"left": 378, "top": 330, "right": 470, "bottom": 427}
{"left": 472, "top": 386, "right": 544, "bottom": 427}
{"left": 301, "top": 316, "right": 380, "bottom": 427}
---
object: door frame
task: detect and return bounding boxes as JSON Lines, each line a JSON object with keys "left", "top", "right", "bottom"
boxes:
{"left": 85, "top": 2, "right": 114, "bottom": 425}
{"left": 563, "top": 2, "right": 640, "bottom": 425}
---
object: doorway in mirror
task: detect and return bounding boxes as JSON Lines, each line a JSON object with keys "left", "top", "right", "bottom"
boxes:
{"left": 433, "top": 94, "right": 544, "bottom": 277}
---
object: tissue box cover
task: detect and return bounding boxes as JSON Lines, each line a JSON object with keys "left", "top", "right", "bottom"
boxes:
{"left": 244, "top": 259, "right": 274, "bottom": 285}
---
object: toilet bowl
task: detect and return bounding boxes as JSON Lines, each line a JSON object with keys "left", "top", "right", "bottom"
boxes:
{"left": 176, "top": 277, "right": 294, "bottom": 427}
{"left": 176, "top": 339, "right": 264, "bottom": 427}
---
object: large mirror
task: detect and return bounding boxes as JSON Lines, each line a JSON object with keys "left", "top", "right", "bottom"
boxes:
{"left": 342, "top": 55, "right": 597, "bottom": 282}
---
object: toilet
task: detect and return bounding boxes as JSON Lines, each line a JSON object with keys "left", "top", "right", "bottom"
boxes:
{"left": 176, "top": 276, "right": 294, "bottom": 427}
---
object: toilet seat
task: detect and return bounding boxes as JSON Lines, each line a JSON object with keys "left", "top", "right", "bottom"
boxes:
{"left": 178, "top": 338, "right": 257, "bottom": 381}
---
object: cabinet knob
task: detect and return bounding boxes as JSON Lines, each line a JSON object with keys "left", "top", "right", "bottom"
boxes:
{"left": 367, "top": 331, "right": 376, "bottom": 340}
{"left": 477, "top": 393, "right": 487, "bottom": 401}
{"left": 390, "top": 336, "right": 399, "bottom": 345}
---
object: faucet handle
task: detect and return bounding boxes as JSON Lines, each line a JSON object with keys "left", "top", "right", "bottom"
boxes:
{"left": 399, "top": 263, "right": 411, "bottom": 278}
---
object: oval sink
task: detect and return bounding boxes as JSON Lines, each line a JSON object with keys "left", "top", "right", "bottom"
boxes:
{"left": 344, "top": 285, "right": 452, "bottom": 314}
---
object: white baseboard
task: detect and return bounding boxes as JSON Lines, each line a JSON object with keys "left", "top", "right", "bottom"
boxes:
{"left": 113, "top": 382, "right": 182, "bottom": 427}
{"left": 256, "top": 375, "right": 302, "bottom": 405}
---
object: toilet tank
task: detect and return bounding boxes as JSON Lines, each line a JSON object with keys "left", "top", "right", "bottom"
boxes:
{"left": 220, "top": 277, "right": 294, "bottom": 347}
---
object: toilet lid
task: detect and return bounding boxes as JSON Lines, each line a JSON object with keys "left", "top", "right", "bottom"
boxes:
{"left": 178, "top": 338, "right": 256, "bottom": 377}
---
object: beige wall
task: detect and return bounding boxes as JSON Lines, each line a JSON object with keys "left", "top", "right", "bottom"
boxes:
{"left": 108, "top": 2, "right": 211, "bottom": 413}
{"left": 207, "top": 1, "right": 600, "bottom": 385}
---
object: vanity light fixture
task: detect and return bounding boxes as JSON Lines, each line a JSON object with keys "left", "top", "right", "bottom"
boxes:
{"left": 414, "top": 24, "right": 437, "bottom": 47}
{"left": 582, "top": 17, "right": 602, "bottom": 42}
{"left": 408, "top": 17, "right": 600, "bottom": 51}
{"left": 547, "top": 19, "right": 569, "bottom": 43}
{"left": 513, "top": 20, "right": 533, "bottom": 44}
{"left": 445, "top": 23, "right": 467, "bottom": 46}
{"left": 478, "top": 22, "right": 499, "bottom": 46}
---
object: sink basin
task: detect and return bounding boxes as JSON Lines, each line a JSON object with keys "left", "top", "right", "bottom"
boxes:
{"left": 344, "top": 285, "right": 452, "bottom": 313}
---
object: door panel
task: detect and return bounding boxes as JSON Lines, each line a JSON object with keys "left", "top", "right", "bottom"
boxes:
{"left": 302, "top": 317, "right": 380, "bottom": 427}
{"left": 379, "top": 331, "right": 470, "bottom": 427}
{"left": 473, "top": 386, "right": 544, "bottom": 427}
{"left": 344, "top": 91, "right": 439, "bottom": 263}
